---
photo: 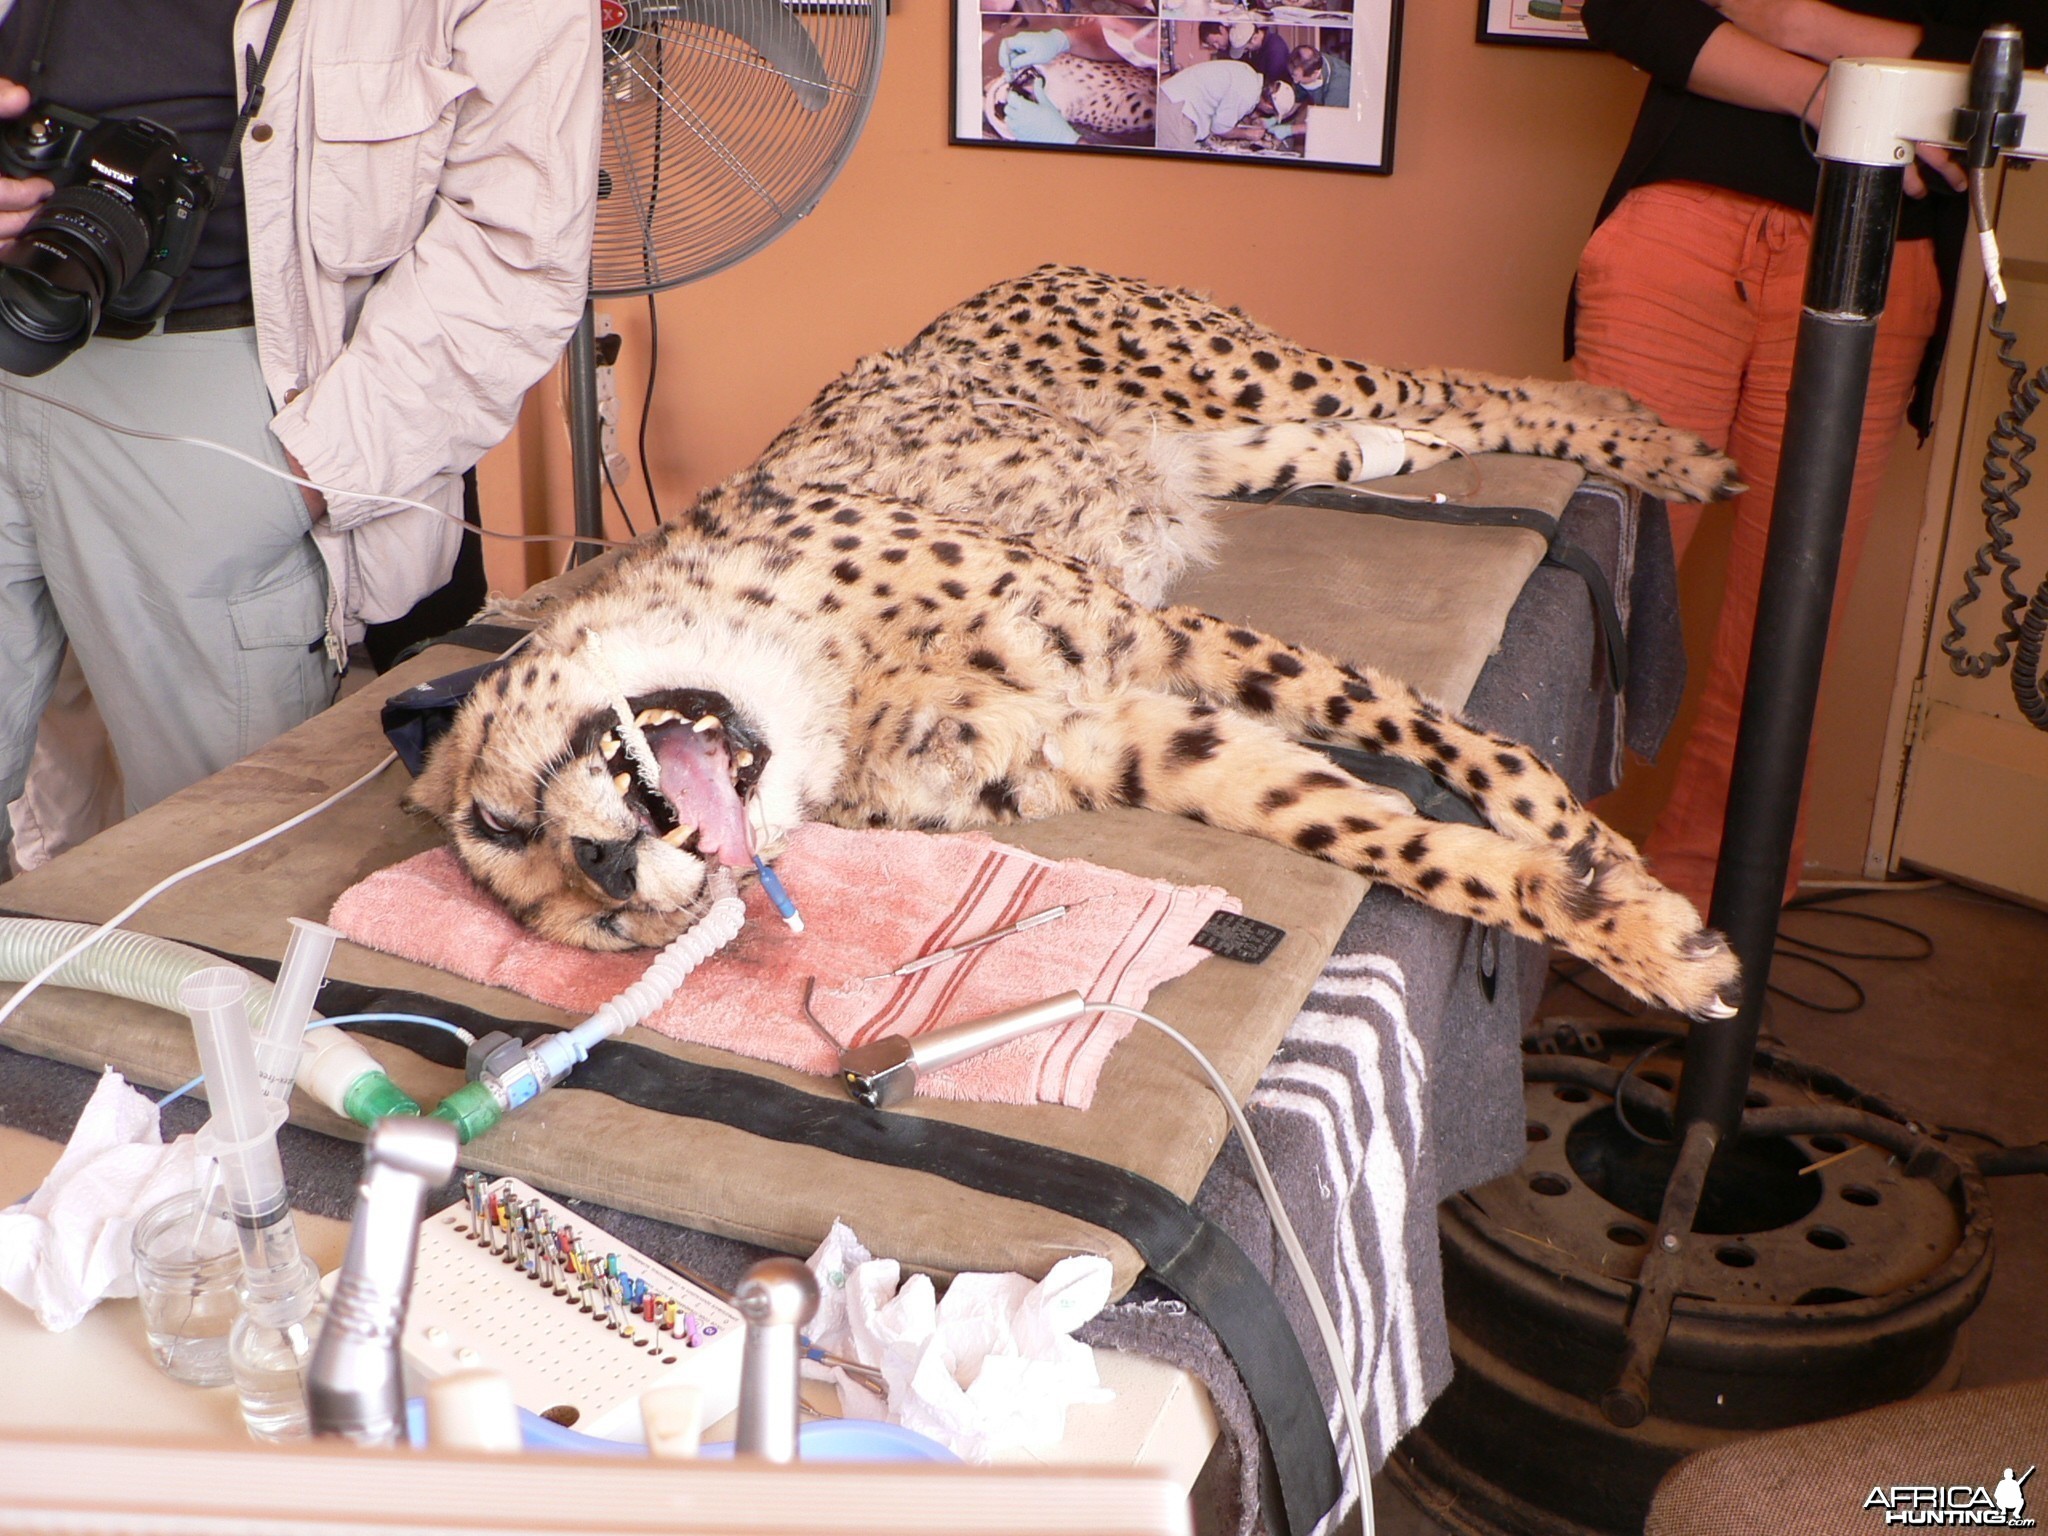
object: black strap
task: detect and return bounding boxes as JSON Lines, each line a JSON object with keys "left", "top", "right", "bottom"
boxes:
{"left": 216, "top": 0, "right": 299, "bottom": 195}
{"left": 140, "top": 953, "right": 1343, "bottom": 1536}
{"left": 1540, "top": 538, "right": 1630, "bottom": 695}
{"left": 1274, "top": 486, "right": 1630, "bottom": 692}
{"left": 1301, "top": 741, "right": 1487, "bottom": 828}
{"left": 389, "top": 621, "right": 533, "bottom": 670}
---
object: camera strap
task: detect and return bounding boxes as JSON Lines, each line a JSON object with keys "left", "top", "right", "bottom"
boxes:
{"left": 14, "top": 0, "right": 298, "bottom": 196}
{"left": 216, "top": 0, "right": 300, "bottom": 195}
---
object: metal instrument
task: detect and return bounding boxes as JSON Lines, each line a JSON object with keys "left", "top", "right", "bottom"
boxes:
{"left": 307, "top": 1117, "right": 461, "bottom": 1445}
{"left": 732, "top": 1257, "right": 820, "bottom": 1462}
{"left": 837, "top": 991, "right": 1088, "bottom": 1108}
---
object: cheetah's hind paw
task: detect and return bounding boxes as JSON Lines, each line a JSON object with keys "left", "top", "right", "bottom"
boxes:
{"left": 1608, "top": 424, "right": 1745, "bottom": 505}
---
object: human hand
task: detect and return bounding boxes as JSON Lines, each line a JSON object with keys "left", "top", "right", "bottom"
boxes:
{"left": 998, "top": 29, "right": 1071, "bottom": 73}
{"left": 1706, "top": 0, "right": 1812, "bottom": 55}
{"left": 1712, "top": 0, "right": 1922, "bottom": 62}
{"left": 0, "top": 78, "right": 54, "bottom": 243}
{"left": 1000, "top": 90, "right": 1081, "bottom": 144}
{"left": 1801, "top": 73, "right": 1965, "bottom": 197}
{"left": 283, "top": 448, "right": 329, "bottom": 522}
{"left": 1904, "top": 144, "right": 1967, "bottom": 198}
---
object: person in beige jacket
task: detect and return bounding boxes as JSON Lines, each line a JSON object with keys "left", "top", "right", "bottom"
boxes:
{"left": 0, "top": 0, "right": 600, "bottom": 875}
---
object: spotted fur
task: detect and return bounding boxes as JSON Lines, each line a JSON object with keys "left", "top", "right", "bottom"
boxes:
{"left": 410, "top": 266, "right": 1741, "bottom": 1018}
{"left": 985, "top": 56, "right": 1157, "bottom": 140}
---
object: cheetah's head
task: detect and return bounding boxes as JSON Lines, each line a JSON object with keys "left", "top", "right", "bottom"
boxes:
{"left": 407, "top": 611, "right": 847, "bottom": 951}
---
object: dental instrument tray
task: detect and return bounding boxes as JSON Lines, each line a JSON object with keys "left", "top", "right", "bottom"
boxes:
{"left": 394, "top": 1176, "right": 745, "bottom": 1442}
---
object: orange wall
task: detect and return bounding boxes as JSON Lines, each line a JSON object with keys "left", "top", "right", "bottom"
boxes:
{"left": 476, "top": 4, "right": 1933, "bottom": 876}
{"left": 480, "top": 2, "right": 1652, "bottom": 579}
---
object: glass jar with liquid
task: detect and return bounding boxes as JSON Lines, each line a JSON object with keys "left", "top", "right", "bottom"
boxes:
{"left": 131, "top": 1188, "right": 242, "bottom": 1387}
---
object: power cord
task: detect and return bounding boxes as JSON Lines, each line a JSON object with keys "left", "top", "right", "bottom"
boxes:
{"left": 639, "top": 293, "right": 667, "bottom": 528}
{"left": 0, "top": 751, "right": 399, "bottom": 1034}
{"left": 0, "top": 377, "right": 636, "bottom": 551}
{"left": 1090, "top": 1000, "right": 1374, "bottom": 1536}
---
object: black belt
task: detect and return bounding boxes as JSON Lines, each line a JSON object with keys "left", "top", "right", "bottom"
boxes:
{"left": 98, "top": 299, "right": 257, "bottom": 340}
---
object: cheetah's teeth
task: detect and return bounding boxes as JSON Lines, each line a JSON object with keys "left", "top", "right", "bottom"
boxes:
{"left": 660, "top": 824, "right": 695, "bottom": 847}
{"left": 636, "top": 708, "right": 682, "bottom": 726}
{"left": 693, "top": 714, "right": 720, "bottom": 733}
{"left": 601, "top": 732, "right": 619, "bottom": 757}
{"left": 735, "top": 749, "right": 754, "bottom": 769}
{"left": 613, "top": 773, "right": 632, "bottom": 796}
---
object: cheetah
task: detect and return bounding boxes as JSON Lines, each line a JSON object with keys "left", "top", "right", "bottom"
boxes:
{"left": 985, "top": 55, "right": 1157, "bottom": 142}
{"left": 410, "top": 266, "right": 1743, "bottom": 1018}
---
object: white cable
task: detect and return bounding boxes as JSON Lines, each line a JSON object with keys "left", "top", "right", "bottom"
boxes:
{"left": 1090, "top": 1000, "right": 1374, "bottom": 1536}
{"left": 0, "top": 752, "right": 398, "bottom": 1034}
{"left": 0, "top": 377, "right": 634, "bottom": 550}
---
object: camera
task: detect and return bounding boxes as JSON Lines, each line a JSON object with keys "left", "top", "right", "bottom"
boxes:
{"left": 0, "top": 102, "right": 215, "bottom": 376}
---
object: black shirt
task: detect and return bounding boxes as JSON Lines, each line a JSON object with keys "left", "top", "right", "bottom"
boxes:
{"left": 1574, "top": 0, "right": 2048, "bottom": 431}
{"left": 0, "top": 0, "right": 249, "bottom": 310}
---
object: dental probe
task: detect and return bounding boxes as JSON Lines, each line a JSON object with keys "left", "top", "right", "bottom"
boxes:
{"left": 858, "top": 904, "right": 1072, "bottom": 982}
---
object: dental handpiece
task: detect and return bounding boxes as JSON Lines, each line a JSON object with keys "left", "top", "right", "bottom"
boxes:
{"left": 307, "top": 1117, "right": 461, "bottom": 1446}
{"left": 732, "top": 1257, "right": 820, "bottom": 1462}
{"left": 837, "top": 991, "right": 1089, "bottom": 1108}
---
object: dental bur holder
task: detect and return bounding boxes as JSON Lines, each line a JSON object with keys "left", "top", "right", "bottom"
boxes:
{"left": 837, "top": 992, "right": 1089, "bottom": 1108}
{"left": 307, "top": 1117, "right": 461, "bottom": 1446}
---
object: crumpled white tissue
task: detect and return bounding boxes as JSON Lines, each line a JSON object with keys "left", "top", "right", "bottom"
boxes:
{"left": 0, "top": 1069, "right": 204, "bottom": 1331}
{"left": 802, "top": 1220, "right": 1115, "bottom": 1462}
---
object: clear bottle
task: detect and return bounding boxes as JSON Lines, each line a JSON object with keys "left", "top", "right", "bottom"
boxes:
{"left": 230, "top": 1250, "right": 321, "bottom": 1442}
{"left": 132, "top": 1189, "right": 241, "bottom": 1387}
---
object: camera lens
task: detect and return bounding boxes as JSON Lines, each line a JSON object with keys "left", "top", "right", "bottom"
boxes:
{"left": 0, "top": 266, "right": 94, "bottom": 341}
{"left": 35, "top": 184, "right": 152, "bottom": 292}
{"left": 0, "top": 183, "right": 149, "bottom": 375}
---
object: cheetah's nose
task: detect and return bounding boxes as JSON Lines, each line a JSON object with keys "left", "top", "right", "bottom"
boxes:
{"left": 573, "top": 835, "right": 640, "bottom": 900}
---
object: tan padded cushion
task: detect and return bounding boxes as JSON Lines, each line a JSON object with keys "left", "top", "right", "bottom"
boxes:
{"left": 1173, "top": 454, "right": 1583, "bottom": 710}
{"left": 1648, "top": 1379, "right": 2048, "bottom": 1536}
{"left": 1, "top": 459, "right": 1576, "bottom": 1289}
{"left": 0, "top": 640, "right": 1363, "bottom": 1293}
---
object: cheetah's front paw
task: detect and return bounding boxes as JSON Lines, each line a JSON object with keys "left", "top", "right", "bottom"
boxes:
{"left": 1534, "top": 841, "right": 1742, "bottom": 1019}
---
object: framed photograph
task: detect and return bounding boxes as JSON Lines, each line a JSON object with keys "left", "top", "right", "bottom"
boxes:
{"left": 1476, "top": 0, "right": 1593, "bottom": 48}
{"left": 952, "top": 0, "right": 1403, "bottom": 173}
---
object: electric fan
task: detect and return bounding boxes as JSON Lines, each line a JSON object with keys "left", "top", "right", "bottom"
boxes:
{"left": 565, "top": 0, "right": 888, "bottom": 548}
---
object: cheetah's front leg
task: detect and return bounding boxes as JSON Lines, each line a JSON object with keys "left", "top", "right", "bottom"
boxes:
{"left": 1134, "top": 605, "right": 1641, "bottom": 866}
{"left": 1053, "top": 692, "right": 1739, "bottom": 1019}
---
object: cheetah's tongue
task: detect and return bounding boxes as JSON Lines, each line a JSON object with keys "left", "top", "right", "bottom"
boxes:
{"left": 652, "top": 726, "right": 754, "bottom": 869}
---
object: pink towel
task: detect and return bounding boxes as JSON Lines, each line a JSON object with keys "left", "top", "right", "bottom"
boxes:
{"left": 327, "top": 823, "right": 1236, "bottom": 1108}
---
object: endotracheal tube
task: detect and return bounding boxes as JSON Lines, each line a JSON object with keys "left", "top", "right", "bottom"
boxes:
{"left": 432, "top": 870, "right": 749, "bottom": 1143}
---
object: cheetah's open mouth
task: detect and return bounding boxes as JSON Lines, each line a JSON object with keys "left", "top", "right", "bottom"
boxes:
{"left": 583, "top": 689, "right": 769, "bottom": 869}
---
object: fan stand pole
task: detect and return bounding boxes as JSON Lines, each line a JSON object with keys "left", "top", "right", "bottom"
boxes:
{"left": 567, "top": 298, "right": 608, "bottom": 566}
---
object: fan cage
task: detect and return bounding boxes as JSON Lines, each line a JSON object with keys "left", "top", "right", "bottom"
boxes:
{"left": 590, "top": 0, "right": 887, "bottom": 298}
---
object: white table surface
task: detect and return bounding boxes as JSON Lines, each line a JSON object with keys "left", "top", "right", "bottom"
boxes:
{"left": 0, "top": 1123, "right": 1217, "bottom": 1484}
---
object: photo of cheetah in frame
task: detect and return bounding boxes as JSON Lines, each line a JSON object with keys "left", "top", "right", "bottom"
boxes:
{"left": 409, "top": 265, "right": 1745, "bottom": 1019}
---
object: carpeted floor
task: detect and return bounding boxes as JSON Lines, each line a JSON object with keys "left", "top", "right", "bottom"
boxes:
{"left": 1371, "top": 880, "right": 2048, "bottom": 1536}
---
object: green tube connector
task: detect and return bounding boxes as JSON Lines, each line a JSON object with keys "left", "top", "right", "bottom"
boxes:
{"left": 342, "top": 1071, "right": 421, "bottom": 1127}
{"left": 431, "top": 1081, "right": 504, "bottom": 1145}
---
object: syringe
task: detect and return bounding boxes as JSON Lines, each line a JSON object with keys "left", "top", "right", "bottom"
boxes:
{"left": 183, "top": 966, "right": 323, "bottom": 1441}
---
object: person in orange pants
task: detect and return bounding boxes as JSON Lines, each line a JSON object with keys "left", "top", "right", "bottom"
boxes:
{"left": 1571, "top": 0, "right": 2048, "bottom": 914}
{"left": 1572, "top": 181, "right": 1941, "bottom": 911}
